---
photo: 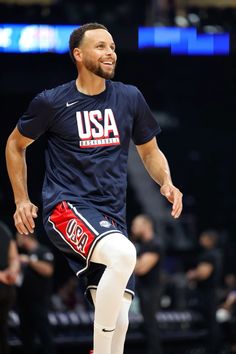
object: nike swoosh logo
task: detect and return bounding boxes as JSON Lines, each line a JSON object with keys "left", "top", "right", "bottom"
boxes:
{"left": 66, "top": 101, "right": 79, "bottom": 107}
{"left": 102, "top": 328, "right": 115, "bottom": 332}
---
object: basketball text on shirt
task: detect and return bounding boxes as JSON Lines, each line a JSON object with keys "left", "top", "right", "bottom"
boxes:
{"left": 76, "top": 108, "right": 120, "bottom": 148}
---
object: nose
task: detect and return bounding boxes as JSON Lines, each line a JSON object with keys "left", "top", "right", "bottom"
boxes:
{"left": 106, "top": 46, "right": 114, "bottom": 55}
{"left": 106, "top": 49, "right": 112, "bottom": 56}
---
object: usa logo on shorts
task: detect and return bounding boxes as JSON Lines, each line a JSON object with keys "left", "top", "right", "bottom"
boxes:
{"left": 49, "top": 202, "right": 96, "bottom": 258}
{"left": 100, "top": 220, "right": 111, "bottom": 228}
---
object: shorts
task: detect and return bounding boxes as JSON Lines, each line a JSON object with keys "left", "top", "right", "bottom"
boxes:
{"left": 44, "top": 201, "right": 135, "bottom": 303}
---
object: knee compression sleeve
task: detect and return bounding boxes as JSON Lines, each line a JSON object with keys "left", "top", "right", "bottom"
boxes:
{"left": 91, "top": 233, "right": 136, "bottom": 278}
{"left": 111, "top": 293, "right": 132, "bottom": 354}
{"left": 90, "top": 234, "right": 136, "bottom": 354}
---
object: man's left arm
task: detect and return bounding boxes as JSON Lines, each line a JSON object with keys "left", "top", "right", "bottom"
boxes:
{"left": 28, "top": 258, "right": 54, "bottom": 277}
{"left": 136, "top": 137, "right": 183, "bottom": 218}
{"left": 20, "top": 251, "right": 54, "bottom": 277}
{"left": 135, "top": 252, "right": 160, "bottom": 276}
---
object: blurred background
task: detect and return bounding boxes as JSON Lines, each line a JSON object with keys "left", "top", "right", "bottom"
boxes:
{"left": 0, "top": 0, "right": 236, "bottom": 354}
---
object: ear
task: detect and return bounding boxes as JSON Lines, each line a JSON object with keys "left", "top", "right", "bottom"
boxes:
{"left": 73, "top": 47, "right": 82, "bottom": 63}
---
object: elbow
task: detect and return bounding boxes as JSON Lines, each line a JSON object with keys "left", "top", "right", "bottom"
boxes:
{"left": 6, "top": 136, "right": 24, "bottom": 155}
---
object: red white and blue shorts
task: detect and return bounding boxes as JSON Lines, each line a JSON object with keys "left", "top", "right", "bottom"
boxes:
{"left": 44, "top": 201, "right": 135, "bottom": 303}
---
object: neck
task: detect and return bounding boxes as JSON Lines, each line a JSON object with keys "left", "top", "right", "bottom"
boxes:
{"left": 76, "top": 75, "right": 106, "bottom": 96}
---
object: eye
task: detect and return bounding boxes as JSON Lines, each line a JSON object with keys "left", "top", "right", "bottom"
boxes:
{"left": 97, "top": 44, "right": 105, "bottom": 49}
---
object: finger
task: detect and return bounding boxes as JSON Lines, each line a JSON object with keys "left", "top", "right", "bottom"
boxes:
{"left": 18, "top": 210, "right": 33, "bottom": 232}
{"left": 14, "top": 216, "right": 30, "bottom": 235}
{"left": 171, "top": 199, "right": 183, "bottom": 218}
{"left": 31, "top": 204, "right": 38, "bottom": 218}
{"left": 26, "top": 209, "right": 36, "bottom": 230}
{"left": 21, "top": 211, "right": 35, "bottom": 233}
{"left": 14, "top": 213, "right": 30, "bottom": 235}
{"left": 171, "top": 194, "right": 183, "bottom": 218}
{"left": 172, "top": 205, "right": 182, "bottom": 218}
{"left": 171, "top": 197, "right": 179, "bottom": 215}
{"left": 15, "top": 206, "right": 35, "bottom": 233}
{"left": 20, "top": 205, "right": 37, "bottom": 232}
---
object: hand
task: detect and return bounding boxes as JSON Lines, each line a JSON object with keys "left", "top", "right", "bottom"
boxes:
{"left": 0, "top": 270, "right": 9, "bottom": 284}
{"left": 0, "top": 270, "right": 18, "bottom": 285}
{"left": 160, "top": 183, "right": 183, "bottom": 218}
{"left": 186, "top": 270, "right": 195, "bottom": 281}
{"left": 5, "top": 269, "right": 18, "bottom": 284}
{"left": 14, "top": 200, "right": 38, "bottom": 235}
{"left": 19, "top": 254, "right": 30, "bottom": 264}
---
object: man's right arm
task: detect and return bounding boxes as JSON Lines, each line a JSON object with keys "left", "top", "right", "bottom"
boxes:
{"left": 5, "top": 127, "right": 38, "bottom": 235}
{"left": 186, "top": 262, "right": 214, "bottom": 281}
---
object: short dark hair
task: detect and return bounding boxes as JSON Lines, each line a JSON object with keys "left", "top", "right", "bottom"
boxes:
{"left": 69, "top": 22, "right": 108, "bottom": 64}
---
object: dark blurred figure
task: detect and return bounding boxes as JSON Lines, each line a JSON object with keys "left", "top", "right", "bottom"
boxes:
{"left": 131, "top": 214, "right": 163, "bottom": 354}
{"left": 217, "top": 273, "right": 236, "bottom": 354}
{"left": 146, "top": 0, "right": 172, "bottom": 26}
{"left": 16, "top": 232, "right": 56, "bottom": 354}
{"left": 52, "top": 276, "right": 79, "bottom": 311}
{"left": 186, "top": 229, "right": 223, "bottom": 354}
{"left": 52, "top": 275, "right": 88, "bottom": 312}
{"left": 0, "top": 221, "right": 20, "bottom": 354}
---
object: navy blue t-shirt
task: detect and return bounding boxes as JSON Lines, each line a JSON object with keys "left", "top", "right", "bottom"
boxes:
{"left": 17, "top": 80, "right": 161, "bottom": 227}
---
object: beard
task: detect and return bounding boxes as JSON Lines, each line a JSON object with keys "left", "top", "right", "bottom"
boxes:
{"left": 84, "top": 58, "right": 116, "bottom": 79}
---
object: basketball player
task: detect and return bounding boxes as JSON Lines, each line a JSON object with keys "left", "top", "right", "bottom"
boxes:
{"left": 5, "top": 23, "right": 183, "bottom": 354}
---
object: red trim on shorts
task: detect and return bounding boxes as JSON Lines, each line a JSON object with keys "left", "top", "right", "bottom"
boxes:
{"left": 49, "top": 202, "right": 95, "bottom": 257}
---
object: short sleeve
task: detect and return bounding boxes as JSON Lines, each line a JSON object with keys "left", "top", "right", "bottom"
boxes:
{"left": 132, "top": 88, "right": 161, "bottom": 145}
{"left": 39, "top": 247, "right": 54, "bottom": 264}
{"left": 17, "top": 91, "right": 54, "bottom": 140}
{"left": 199, "top": 252, "right": 215, "bottom": 266}
{"left": 145, "top": 241, "right": 161, "bottom": 255}
{"left": 42, "top": 251, "right": 54, "bottom": 263}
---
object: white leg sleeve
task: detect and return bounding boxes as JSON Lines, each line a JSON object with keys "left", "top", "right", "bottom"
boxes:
{"left": 90, "top": 290, "right": 132, "bottom": 354}
{"left": 90, "top": 233, "right": 136, "bottom": 354}
{"left": 111, "top": 292, "right": 132, "bottom": 354}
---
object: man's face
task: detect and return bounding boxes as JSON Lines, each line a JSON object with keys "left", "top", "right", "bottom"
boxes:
{"left": 131, "top": 218, "right": 145, "bottom": 240}
{"left": 78, "top": 29, "right": 117, "bottom": 79}
{"left": 199, "top": 234, "right": 214, "bottom": 248}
